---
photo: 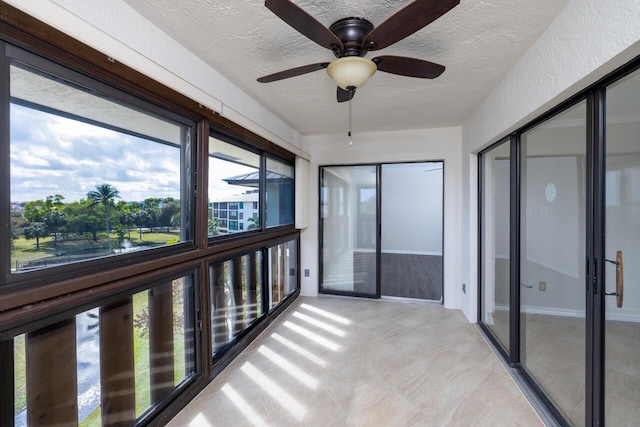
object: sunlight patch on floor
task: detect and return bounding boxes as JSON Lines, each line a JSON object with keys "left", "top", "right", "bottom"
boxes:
{"left": 282, "top": 321, "right": 341, "bottom": 352}
{"left": 221, "top": 383, "right": 268, "bottom": 427}
{"left": 240, "top": 362, "right": 306, "bottom": 421}
{"left": 291, "top": 311, "right": 346, "bottom": 337}
{"left": 257, "top": 345, "right": 319, "bottom": 389}
{"left": 299, "top": 303, "right": 352, "bottom": 325}
{"left": 270, "top": 333, "right": 328, "bottom": 367}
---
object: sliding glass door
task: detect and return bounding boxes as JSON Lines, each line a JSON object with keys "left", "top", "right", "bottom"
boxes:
{"left": 520, "top": 100, "right": 587, "bottom": 425}
{"left": 479, "top": 62, "right": 640, "bottom": 425}
{"left": 320, "top": 165, "right": 378, "bottom": 297}
{"left": 380, "top": 162, "right": 443, "bottom": 300}
{"left": 603, "top": 68, "right": 640, "bottom": 426}
{"left": 320, "top": 162, "right": 444, "bottom": 301}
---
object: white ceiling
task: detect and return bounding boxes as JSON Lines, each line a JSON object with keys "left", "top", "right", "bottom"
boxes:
{"left": 123, "top": 0, "right": 572, "bottom": 136}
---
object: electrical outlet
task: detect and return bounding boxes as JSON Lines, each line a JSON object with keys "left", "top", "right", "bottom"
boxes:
{"left": 304, "top": 269, "right": 310, "bottom": 277}
{"left": 538, "top": 281, "right": 547, "bottom": 292}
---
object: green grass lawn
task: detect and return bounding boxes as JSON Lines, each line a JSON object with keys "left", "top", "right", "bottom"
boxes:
{"left": 11, "top": 230, "right": 180, "bottom": 271}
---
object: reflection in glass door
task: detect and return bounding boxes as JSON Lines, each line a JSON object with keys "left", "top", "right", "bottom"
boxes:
{"left": 320, "top": 165, "right": 378, "bottom": 297}
{"left": 520, "top": 100, "right": 587, "bottom": 425}
{"left": 604, "top": 69, "right": 640, "bottom": 425}
{"left": 480, "top": 142, "right": 511, "bottom": 351}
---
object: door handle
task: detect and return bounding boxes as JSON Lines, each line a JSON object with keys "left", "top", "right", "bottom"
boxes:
{"left": 605, "top": 250, "right": 624, "bottom": 308}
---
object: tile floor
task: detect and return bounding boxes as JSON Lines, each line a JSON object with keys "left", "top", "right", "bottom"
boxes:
{"left": 168, "top": 297, "right": 542, "bottom": 426}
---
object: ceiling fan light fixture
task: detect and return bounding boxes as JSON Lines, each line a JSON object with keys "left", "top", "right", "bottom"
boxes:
{"left": 327, "top": 57, "right": 377, "bottom": 90}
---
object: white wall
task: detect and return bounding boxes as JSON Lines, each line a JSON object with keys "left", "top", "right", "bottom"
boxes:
{"left": 461, "top": 0, "right": 640, "bottom": 322}
{"left": 300, "top": 127, "right": 463, "bottom": 310}
{"left": 381, "top": 163, "right": 443, "bottom": 256}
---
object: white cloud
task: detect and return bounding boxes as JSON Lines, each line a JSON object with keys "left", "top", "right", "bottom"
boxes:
{"left": 10, "top": 103, "right": 183, "bottom": 203}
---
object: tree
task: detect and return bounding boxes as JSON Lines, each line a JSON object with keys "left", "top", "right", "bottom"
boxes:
{"left": 64, "top": 199, "right": 101, "bottom": 241}
{"left": 87, "top": 184, "right": 120, "bottom": 252}
{"left": 247, "top": 216, "right": 260, "bottom": 230}
{"left": 158, "top": 198, "right": 180, "bottom": 232}
{"left": 10, "top": 208, "right": 27, "bottom": 249}
{"left": 208, "top": 218, "right": 220, "bottom": 235}
{"left": 23, "top": 199, "right": 46, "bottom": 223}
{"left": 134, "top": 209, "right": 151, "bottom": 241}
{"left": 142, "top": 198, "right": 162, "bottom": 232}
{"left": 23, "top": 222, "right": 48, "bottom": 250}
{"left": 43, "top": 210, "right": 67, "bottom": 247}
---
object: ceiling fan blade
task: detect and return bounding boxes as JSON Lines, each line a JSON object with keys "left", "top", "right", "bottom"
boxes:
{"left": 373, "top": 55, "right": 445, "bottom": 78}
{"left": 364, "top": 0, "right": 459, "bottom": 51}
{"left": 265, "top": 0, "right": 343, "bottom": 52}
{"left": 337, "top": 86, "right": 356, "bottom": 103}
{"left": 257, "top": 62, "right": 330, "bottom": 83}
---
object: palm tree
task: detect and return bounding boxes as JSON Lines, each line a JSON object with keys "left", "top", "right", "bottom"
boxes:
{"left": 247, "top": 215, "right": 260, "bottom": 230}
{"left": 87, "top": 183, "right": 120, "bottom": 252}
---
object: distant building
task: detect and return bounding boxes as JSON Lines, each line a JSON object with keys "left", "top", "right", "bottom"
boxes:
{"left": 209, "top": 191, "right": 259, "bottom": 234}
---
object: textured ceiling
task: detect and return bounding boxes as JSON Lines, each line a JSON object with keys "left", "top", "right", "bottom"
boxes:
{"left": 123, "top": 0, "right": 572, "bottom": 136}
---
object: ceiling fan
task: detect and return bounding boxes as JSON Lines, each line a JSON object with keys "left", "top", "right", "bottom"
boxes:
{"left": 257, "top": 0, "right": 460, "bottom": 102}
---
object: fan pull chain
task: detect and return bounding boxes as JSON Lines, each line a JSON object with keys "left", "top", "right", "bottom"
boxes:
{"left": 348, "top": 97, "right": 353, "bottom": 146}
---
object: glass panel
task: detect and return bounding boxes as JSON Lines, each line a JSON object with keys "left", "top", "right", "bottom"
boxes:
{"left": 208, "top": 137, "right": 260, "bottom": 236}
{"left": 211, "top": 252, "right": 263, "bottom": 354}
{"left": 481, "top": 142, "right": 511, "bottom": 350}
{"left": 9, "top": 63, "right": 188, "bottom": 274}
{"left": 380, "top": 162, "right": 443, "bottom": 300}
{"left": 12, "top": 275, "right": 195, "bottom": 426}
{"left": 76, "top": 308, "right": 101, "bottom": 424}
{"left": 266, "top": 157, "right": 294, "bottom": 227}
{"left": 320, "top": 165, "right": 377, "bottom": 296}
{"left": 604, "top": 69, "right": 640, "bottom": 425}
{"left": 14, "top": 335, "right": 26, "bottom": 427}
{"left": 269, "top": 239, "right": 298, "bottom": 309}
{"left": 520, "top": 100, "right": 587, "bottom": 425}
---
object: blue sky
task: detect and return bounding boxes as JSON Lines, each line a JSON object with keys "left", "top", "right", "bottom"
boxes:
{"left": 10, "top": 103, "right": 181, "bottom": 203}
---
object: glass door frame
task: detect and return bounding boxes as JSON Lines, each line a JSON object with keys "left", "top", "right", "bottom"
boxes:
{"left": 318, "top": 163, "right": 382, "bottom": 299}
{"left": 319, "top": 160, "right": 445, "bottom": 301}
{"left": 477, "top": 57, "right": 640, "bottom": 426}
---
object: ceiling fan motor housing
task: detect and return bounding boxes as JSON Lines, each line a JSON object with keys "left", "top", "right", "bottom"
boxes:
{"left": 329, "top": 17, "right": 374, "bottom": 57}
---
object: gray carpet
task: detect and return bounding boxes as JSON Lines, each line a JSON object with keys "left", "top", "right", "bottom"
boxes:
{"left": 381, "top": 253, "right": 443, "bottom": 300}
{"left": 352, "top": 252, "right": 443, "bottom": 300}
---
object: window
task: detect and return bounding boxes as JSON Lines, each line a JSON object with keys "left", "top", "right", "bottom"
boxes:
{"left": 7, "top": 55, "right": 192, "bottom": 277}
{"left": 208, "top": 137, "right": 260, "bottom": 237}
{"left": 269, "top": 239, "right": 298, "bottom": 308}
{"left": 266, "top": 157, "right": 294, "bottom": 227}
{"left": 10, "top": 274, "right": 196, "bottom": 426}
{"left": 208, "top": 135, "right": 294, "bottom": 238}
{"left": 210, "top": 253, "right": 263, "bottom": 354}
{"left": 0, "top": 8, "right": 302, "bottom": 427}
